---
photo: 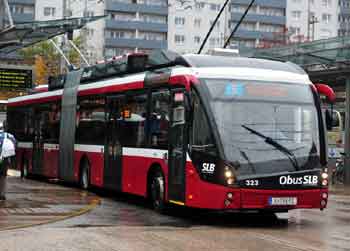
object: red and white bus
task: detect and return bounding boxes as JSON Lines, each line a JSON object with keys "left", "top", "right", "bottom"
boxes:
{"left": 7, "top": 51, "right": 333, "bottom": 212}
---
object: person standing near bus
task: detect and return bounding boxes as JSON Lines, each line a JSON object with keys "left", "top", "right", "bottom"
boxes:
{"left": 0, "top": 121, "right": 16, "bottom": 201}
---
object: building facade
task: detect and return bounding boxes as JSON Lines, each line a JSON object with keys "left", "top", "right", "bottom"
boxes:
{"left": 8, "top": 0, "right": 35, "bottom": 23}
{"left": 229, "top": 0, "right": 286, "bottom": 48}
{"left": 0, "top": 0, "right": 35, "bottom": 65}
{"left": 339, "top": 0, "right": 350, "bottom": 36}
{"left": 168, "top": 0, "right": 228, "bottom": 54}
{"left": 35, "top": 0, "right": 62, "bottom": 21}
{"left": 286, "top": 0, "right": 338, "bottom": 43}
{"left": 70, "top": 0, "right": 168, "bottom": 63}
{"left": 1, "top": 0, "right": 35, "bottom": 27}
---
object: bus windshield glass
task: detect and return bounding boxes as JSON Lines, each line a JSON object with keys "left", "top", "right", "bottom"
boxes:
{"left": 202, "top": 79, "right": 321, "bottom": 177}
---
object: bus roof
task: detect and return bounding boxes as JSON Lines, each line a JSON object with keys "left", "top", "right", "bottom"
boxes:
{"left": 7, "top": 54, "right": 311, "bottom": 107}
{"left": 182, "top": 54, "right": 306, "bottom": 75}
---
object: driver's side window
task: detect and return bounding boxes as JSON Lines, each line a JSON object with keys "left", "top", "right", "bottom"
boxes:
{"left": 191, "top": 90, "right": 217, "bottom": 155}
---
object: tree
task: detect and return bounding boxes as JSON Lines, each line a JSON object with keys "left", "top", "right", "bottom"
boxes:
{"left": 19, "top": 36, "right": 83, "bottom": 85}
{"left": 20, "top": 39, "right": 60, "bottom": 85}
{"left": 35, "top": 55, "right": 47, "bottom": 85}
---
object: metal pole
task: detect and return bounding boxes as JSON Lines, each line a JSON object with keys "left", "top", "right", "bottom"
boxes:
{"left": 0, "top": 0, "right": 4, "bottom": 30}
{"left": 61, "top": 0, "right": 68, "bottom": 73}
{"left": 197, "top": 0, "right": 231, "bottom": 54}
{"left": 344, "top": 77, "right": 350, "bottom": 185}
{"left": 307, "top": 0, "right": 310, "bottom": 40}
{"left": 3, "top": 0, "right": 14, "bottom": 27}
{"left": 223, "top": 0, "right": 256, "bottom": 48}
{"left": 50, "top": 39, "right": 74, "bottom": 70}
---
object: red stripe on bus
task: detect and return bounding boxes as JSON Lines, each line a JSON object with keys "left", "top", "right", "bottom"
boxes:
{"left": 8, "top": 95, "right": 62, "bottom": 107}
{"left": 78, "top": 81, "right": 144, "bottom": 96}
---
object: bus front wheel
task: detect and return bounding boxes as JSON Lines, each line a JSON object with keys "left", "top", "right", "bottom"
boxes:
{"left": 80, "top": 161, "right": 90, "bottom": 190}
{"left": 21, "top": 159, "right": 29, "bottom": 178}
{"left": 150, "top": 171, "right": 166, "bottom": 213}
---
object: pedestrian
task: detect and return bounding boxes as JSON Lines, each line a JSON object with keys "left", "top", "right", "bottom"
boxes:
{"left": 0, "top": 121, "right": 16, "bottom": 201}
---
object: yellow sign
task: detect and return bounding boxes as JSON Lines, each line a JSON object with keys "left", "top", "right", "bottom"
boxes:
{"left": 0, "top": 67, "right": 32, "bottom": 90}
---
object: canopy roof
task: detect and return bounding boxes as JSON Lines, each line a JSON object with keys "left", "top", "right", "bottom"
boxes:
{"left": 0, "top": 16, "right": 106, "bottom": 54}
{"left": 241, "top": 36, "right": 350, "bottom": 77}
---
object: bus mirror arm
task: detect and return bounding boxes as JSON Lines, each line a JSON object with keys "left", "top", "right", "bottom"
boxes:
{"left": 184, "top": 93, "right": 192, "bottom": 122}
{"left": 325, "top": 108, "right": 333, "bottom": 131}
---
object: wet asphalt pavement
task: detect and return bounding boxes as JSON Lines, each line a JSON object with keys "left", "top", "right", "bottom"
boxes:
{"left": 0, "top": 175, "right": 350, "bottom": 251}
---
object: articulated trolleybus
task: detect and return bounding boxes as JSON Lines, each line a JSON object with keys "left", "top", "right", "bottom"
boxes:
{"left": 8, "top": 51, "right": 333, "bottom": 213}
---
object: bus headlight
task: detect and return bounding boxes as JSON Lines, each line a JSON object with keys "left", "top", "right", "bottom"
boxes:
{"left": 321, "top": 172, "right": 328, "bottom": 179}
{"left": 227, "top": 177, "right": 235, "bottom": 185}
{"left": 224, "top": 166, "right": 236, "bottom": 185}
{"left": 225, "top": 170, "right": 233, "bottom": 178}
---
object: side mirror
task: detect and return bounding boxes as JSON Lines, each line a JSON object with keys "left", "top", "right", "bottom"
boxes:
{"left": 325, "top": 109, "right": 333, "bottom": 131}
{"left": 172, "top": 106, "right": 185, "bottom": 127}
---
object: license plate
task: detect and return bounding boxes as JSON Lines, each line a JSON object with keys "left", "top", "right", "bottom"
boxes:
{"left": 268, "top": 197, "right": 297, "bottom": 206}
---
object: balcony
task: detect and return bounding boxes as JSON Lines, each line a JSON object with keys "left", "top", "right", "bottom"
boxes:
{"left": 10, "top": 13, "right": 34, "bottom": 23}
{"left": 231, "top": 13, "right": 285, "bottom": 25}
{"left": 106, "top": 19, "right": 167, "bottom": 33}
{"left": 8, "top": 0, "right": 35, "bottom": 5}
{"left": 106, "top": 1, "right": 168, "bottom": 15}
{"left": 339, "top": 8, "right": 350, "bottom": 15}
{"left": 234, "top": 30, "right": 283, "bottom": 41}
{"left": 231, "top": 0, "right": 286, "bottom": 8}
{"left": 105, "top": 38, "right": 167, "bottom": 49}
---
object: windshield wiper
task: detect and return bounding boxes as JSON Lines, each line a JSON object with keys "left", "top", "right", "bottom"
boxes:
{"left": 241, "top": 125, "right": 300, "bottom": 171}
{"left": 239, "top": 149, "right": 256, "bottom": 174}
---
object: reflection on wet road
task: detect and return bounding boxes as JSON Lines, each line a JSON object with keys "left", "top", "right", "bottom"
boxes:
{"left": 49, "top": 189, "right": 350, "bottom": 251}
{"left": 1, "top": 177, "right": 349, "bottom": 251}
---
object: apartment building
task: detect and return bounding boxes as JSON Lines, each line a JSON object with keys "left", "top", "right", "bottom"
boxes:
{"left": 229, "top": 0, "right": 286, "bottom": 48}
{"left": 286, "top": 0, "right": 338, "bottom": 42}
{"left": 1, "top": 0, "right": 35, "bottom": 27}
{"left": 35, "top": 0, "right": 62, "bottom": 21}
{"left": 0, "top": 0, "right": 35, "bottom": 64}
{"left": 168, "top": 0, "right": 228, "bottom": 54}
{"left": 339, "top": 0, "right": 350, "bottom": 36}
{"left": 70, "top": 0, "right": 168, "bottom": 63}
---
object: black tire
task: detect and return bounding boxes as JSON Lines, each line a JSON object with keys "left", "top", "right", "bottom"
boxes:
{"left": 150, "top": 171, "right": 166, "bottom": 213}
{"left": 21, "top": 159, "right": 29, "bottom": 178}
{"left": 80, "top": 161, "right": 90, "bottom": 190}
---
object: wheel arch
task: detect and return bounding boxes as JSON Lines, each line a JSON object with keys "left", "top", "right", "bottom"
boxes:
{"left": 78, "top": 154, "right": 91, "bottom": 178}
{"left": 146, "top": 162, "right": 166, "bottom": 199}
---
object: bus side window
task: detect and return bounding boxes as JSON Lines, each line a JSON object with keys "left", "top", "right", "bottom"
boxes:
{"left": 150, "top": 90, "right": 170, "bottom": 149}
{"left": 119, "top": 94, "right": 147, "bottom": 148}
{"left": 191, "top": 90, "right": 217, "bottom": 156}
{"left": 76, "top": 97, "right": 106, "bottom": 145}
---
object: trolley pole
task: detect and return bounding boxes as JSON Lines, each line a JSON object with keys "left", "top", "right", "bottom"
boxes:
{"left": 344, "top": 77, "right": 350, "bottom": 185}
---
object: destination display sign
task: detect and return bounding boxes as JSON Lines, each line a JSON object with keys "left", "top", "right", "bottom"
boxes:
{"left": 0, "top": 67, "right": 32, "bottom": 90}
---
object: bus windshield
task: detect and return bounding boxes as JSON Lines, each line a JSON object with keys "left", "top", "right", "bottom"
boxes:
{"left": 202, "top": 79, "right": 321, "bottom": 177}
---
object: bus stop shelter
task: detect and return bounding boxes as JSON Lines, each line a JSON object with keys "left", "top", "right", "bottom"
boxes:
{"left": 0, "top": 16, "right": 105, "bottom": 54}
{"left": 242, "top": 36, "right": 350, "bottom": 185}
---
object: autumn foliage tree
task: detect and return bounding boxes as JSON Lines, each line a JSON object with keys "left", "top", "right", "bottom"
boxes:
{"left": 20, "top": 36, "right": 83, "bottom": 86}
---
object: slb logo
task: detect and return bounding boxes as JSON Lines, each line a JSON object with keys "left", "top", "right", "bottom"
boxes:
{"left": 202, "top": 163, "right": 215, "bottom": 174}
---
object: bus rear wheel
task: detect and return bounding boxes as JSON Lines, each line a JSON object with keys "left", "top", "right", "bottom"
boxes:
{"left": 150, "top": 171, "right": 166, "bottom": 213}
{"left": 80, "top": 161, "right": 90, "bottom": 190}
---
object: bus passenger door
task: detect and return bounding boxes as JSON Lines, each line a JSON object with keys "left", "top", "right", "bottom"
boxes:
{"left": 168, "top": 89, "right": 187, "bottom": 205}
{"left": 32, "top": 113, "right": 44, "bottom": 175}
{"left": 104, "top": 96, "right": 124, "bottom": 191}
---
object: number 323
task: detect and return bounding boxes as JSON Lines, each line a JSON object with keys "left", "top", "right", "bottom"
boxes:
{"left": 245, "top": 180, "right": 259, "bottom": 186}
